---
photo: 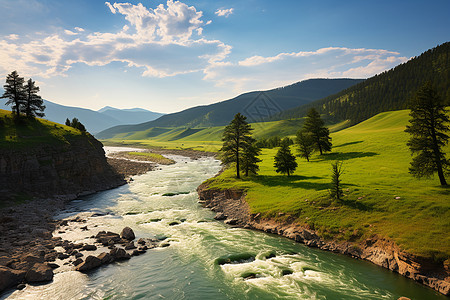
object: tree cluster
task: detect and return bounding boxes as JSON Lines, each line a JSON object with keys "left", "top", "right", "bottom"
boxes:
{"left": 255, "top": 136, "right": 293, "bottom": 149}
{"left": 65, "top": 117, "right": 87, "bottom": 132}
{"left": 274, "top": 42, "right": 450, "bottom": 126}
{"left": 220, "top": 113, "right": 261, "bottom": 178}
{"left": 1, "top": 71, "right": 45, "bottom": 118}
{"left": 296, "top": 108, "right": 332, "bottom": 160}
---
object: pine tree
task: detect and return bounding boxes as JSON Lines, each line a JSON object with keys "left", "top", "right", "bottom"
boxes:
{"left": 240, "top": 140, "right": 262, "bottom": 176}
{"left": 296, "top": 129, "right": 314, "bottom": 161}
{"left": 330, "top": 161, "right": 344, "bottom": 200}
{"left": 24, "top": 78, "right": 45, "bottom": 118}
{"left": 405, "top": 83, "right": 449, "bottom": 186}
{"left": 274, "top": 139, "right": 298, "bottom": 176}
{"left": 302, "top": 108, "right": 332, "bottom": 155}
{"left": 1, "top": 71, "right": 26, "bottom": 116}
{"left": 65, "top": 118, "right": 71, "bottom": 126}
{"left": 220, "top": 113, "right": 254, "bottom": 179}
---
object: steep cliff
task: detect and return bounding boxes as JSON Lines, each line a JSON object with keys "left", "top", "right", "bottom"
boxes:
{"left": 0, "top": 110, "right": 125, "bottom": 201}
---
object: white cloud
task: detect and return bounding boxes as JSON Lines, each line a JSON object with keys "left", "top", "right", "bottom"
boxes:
{"left": 6, "top": 34, "right": 19, "bottom": 40}
{"left": 0, "top": 1, "right": 230, "bottom": 79}
{"left": 215, "top": 8, "right": 234, "bottom": 17}
{"left": 204, "top": 47, "right": 408, "bottom": 94}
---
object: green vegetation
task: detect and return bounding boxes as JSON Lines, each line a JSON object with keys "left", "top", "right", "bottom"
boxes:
{"left": 274, "top": 42, "right": 450, "bottom": 125}
{"left": 124, "top": 151, "right": 175, "bottom": 165}
{"left": 329, "top": 161, "right": 344, "bottom": 200}
{"left": 274, "top": 138, "right": 297, "bottom": 176}
{"left": 405, "top": 83, "right": 449, "bottom": 186}
{"left": 301, "top": 108, "right": 332, "bottom": 155}
{"left": 205, "top": 109, "right": 450, "bottom": 260}
{"left": 0, "top": 109, "right": 85, "bottom": 148}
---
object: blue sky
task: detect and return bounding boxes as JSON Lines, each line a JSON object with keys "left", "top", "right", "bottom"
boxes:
{"left": 0, "top": 0, "right": 449, "bottom": 113}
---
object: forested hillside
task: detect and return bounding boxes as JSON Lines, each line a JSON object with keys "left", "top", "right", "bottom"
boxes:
{"left": 272, "top": 42, "right": 450, "bottom": 125}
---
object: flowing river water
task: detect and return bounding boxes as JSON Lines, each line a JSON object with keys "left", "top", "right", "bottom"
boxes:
{"left": 4, "top": 154, "right": 445, "bottom": 299}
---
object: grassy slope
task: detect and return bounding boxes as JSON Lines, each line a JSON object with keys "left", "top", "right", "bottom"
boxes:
{"left": 0, "top": 109, "right": 84, "bottom": 148}
{"left": 206, "top": 109, "right": 450, "bottom": 260}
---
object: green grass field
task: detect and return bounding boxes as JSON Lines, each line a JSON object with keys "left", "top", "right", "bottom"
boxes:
{"left": 205, "top": 109, "right": 450, "bottom": 261}
{"left": 0, "top": 109, "right": 85, "bottom": 148}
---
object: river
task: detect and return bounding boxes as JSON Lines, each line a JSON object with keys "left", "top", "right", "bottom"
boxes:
{"left": 4, "top": 154, "right": 445, "bottom": 299}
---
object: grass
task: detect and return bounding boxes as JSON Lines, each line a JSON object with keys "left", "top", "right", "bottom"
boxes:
{"left": 205, "top": 109, "right": 450, "bottom": 261}
{"left": 125, "top": 151, "right": 175, "bottom": 165}
{"left": 0, "top": 109, "right": 85, "bottom": 148}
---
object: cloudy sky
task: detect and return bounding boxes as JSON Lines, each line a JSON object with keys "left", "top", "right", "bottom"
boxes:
{"left": 0, "top": 0, "right": 449, "bottom": 113}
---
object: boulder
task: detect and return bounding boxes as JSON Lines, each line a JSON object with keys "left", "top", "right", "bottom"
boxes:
{"left": 120, "top": 227, "right": 135, "bottom": 241}
{"left": 97, "top": 252, "right": 114, "bottom": 264}
{"left": 25, "top": 263, "right": 53, "bottom": 283}
{"left": 110, "top": 247, "right": 131, "bottom": 260}
{"left": 124, "top": 242, "right": 136, "bottom": 250}
{"left": 214, "top": 213, "right": 226, "bottom": 220}
{"left": 0, "top": 266, "right": 25, "bottom": 292}
{"left": 225, "top": 219, "right": 238, "bottom": 225}
{"left": 75, "top": 256, "right": 102, "bottom": 272}
{"left": 81, "top": 244, "right": 97, "bottom": 251}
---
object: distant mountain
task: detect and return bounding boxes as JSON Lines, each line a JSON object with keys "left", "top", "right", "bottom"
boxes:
{"left": 0, "top": 94, "right": 163, "bottom": 133}
{"left": 272, "top": 42, "right": 450, "bottom": 125}
{"left": 97, "top": 106, "right": 164, "bottom": 125}
{"left": 96, "top": 78, "right": 363, "bottom": 139}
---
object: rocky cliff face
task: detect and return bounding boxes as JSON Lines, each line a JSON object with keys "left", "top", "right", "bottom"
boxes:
{"left": 0, "top": 135, "right": 125, "bottom": 200}
{"left": 197, "top": 183, "right": 450, "bottom": 296}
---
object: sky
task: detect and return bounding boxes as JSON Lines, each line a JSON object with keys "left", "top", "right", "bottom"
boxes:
{"left": 0, "top": 0, "right": 449, "bottom": 113}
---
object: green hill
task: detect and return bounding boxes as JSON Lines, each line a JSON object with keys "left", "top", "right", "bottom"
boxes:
{"left": 205, "top": 109, "right": 450, "bottom": 260}
{"left": 272, "top": 42, "right": 450, "bottom": 125}
{"left": 96, "top": 78, "right": 363, "bottom": 139}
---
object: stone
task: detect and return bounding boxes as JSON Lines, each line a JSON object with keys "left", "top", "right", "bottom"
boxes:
{"left": 214, "top": 212, "right": 226, "bottom": 220}
{"left": 120, "top": 227, "right": 135, "bottom": 241}
{"left": 97, "top": 252, "right": 114, "bottom": 264}
{"left": 16, "top": 283, "right": 26, "bottom": 290}
{"left": 0, "top": 266, "right": 25, "bottom": 292}
{"left": 225, "top": 219, "right": 238, "bottom": 225}
{"left": 75, "top": 256, "right": 102, "bottom": 272}
{"left": 72, "top": 258, "right": 83, "bottom": 266}
{"left": 110, "top": 247, "right": 130, "bottom": 260}
{"left": 81, "top": 244, "right": 97, "bottom": 251}
{"left": 25, "top": 263, "right": 53, "bottom": 283}
{"left": 124, "top": 242, "right": 136, "bottom": 250}
{"left": 47, "top": 263, "right": 59, "bottom": 269}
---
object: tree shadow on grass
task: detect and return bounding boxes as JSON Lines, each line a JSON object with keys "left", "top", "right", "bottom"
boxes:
{"left": 334, "top": 141, "right": 364, "bottom": 148}
{"left": 338, "top": 198, "right": 376, "bottom": 212}
{"left": 252, "top": 175, "right": 330, "bottom": 191}
{"left": 316, "top": 151, "right": 379, "bottom": 161}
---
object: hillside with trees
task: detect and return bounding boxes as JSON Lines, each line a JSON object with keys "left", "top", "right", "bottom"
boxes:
{"left": 272, "top": 42, "right": 450, "bottom": 125}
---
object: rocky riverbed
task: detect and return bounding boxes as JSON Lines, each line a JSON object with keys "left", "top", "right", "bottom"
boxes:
{"left": 196, "top": 183, "right": 450, "bottom": 296}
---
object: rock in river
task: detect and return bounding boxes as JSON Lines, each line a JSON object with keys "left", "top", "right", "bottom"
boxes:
{"left": 120, "top": 227, "right": 135, "bottom": 241}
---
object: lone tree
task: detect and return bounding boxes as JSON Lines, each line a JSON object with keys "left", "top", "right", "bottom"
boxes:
{"left": 1, "top": 71, "right": 26, "bottom": 116}
{"left": 67, "top": 117, "right": 87, "bottom": 132}
{"left": 302, "top": 108, "right": 332, "bottom": 155}
{"left": 220, "top": 113, "right": 255, "bottom": 179}
{"left": 296, "top": 129, "right": 314, "bottom": 162}
{"left": 24, "top": 78, "right": 45, "bottom": 118}
{"left": 405, "top": 83, "right": 449, "bottom": 186}
{"left": 240, "top": 140, "right": 262, "bottom": 176}
{"left": 329, "top": 161, "right": 344, "bottom": 200}
{"left": 274, "top": 138, "right": 298, "bottom": 176}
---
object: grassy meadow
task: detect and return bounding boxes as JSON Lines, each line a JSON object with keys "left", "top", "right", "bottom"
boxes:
{"left": 205, "top": 109, "right": 450, "bottom": 261}
{"left": 0, "top": 109, "right": 85, "bottom": 148}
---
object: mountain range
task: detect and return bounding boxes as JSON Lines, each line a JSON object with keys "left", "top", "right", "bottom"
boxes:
{"left": 0, "top": 96, "right": 164, "bottom": 133}
{"left": 96, "top": 78, "right": 363, "bottom": 139}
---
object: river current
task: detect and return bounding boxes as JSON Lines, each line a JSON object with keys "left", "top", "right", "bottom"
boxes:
{"left": 4, "top": 154, "right": 445, "bottom": 299}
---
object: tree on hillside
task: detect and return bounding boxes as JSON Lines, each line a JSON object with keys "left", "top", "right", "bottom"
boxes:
{"left": 329, "top": 161, "right": 344, "bottom": 200}
{"left": 274, "top": 138, "right": 298, "bottom": 176}
{"left": 405, "top": 83, "right": 449, "bottom": 186}
{"left": 24, "top": 78, "right": 45, "bottom": 118}
{"left": 220, "top": 113, "right": 255, "bottom": 178}
{"left": 302, "top": 108, "right": 332, "bottom": 155}
{"left": 65, "top": 118, "right": 71, "bottom": 126}
{"left": 240, "top": 140, "right": 262, "bottom": 176}
{"left": 296, "top": 129, "right": 314, "bottom": 161}
{"left": 68, "top": 117, "right": 87, "bottom": 132}
{"left": 1, "top": 71, "right": 26, "bottom": 117}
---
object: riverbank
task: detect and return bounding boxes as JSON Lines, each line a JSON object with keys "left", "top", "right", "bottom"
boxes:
{"left": 197, "top": 183, "right": 450, "bottom": 296}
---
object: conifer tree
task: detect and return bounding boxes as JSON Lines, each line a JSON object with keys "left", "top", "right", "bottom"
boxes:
{"left": 24, "top": 78, "right": 45, "bottom": 118}
{"left": 296, "top": 129, "right": 314, "bottom": 161}
{"left": 302, "top": 108, "right": 332, "bottom": 155}
{"left": 329, "top": 161, "right": 344, "bottom": 200}
{"left": 240, "top": 140, "right": 262, "bottom": 176}
{"left": 1, "top": 71, "right": 26, "bottom": 116}
{"left": 220, "top": 113, "right": 254, "bottom": 179}
{"left": 65, "top": 118, "right": 71, "bottom": 126}
{"left": 274, "top": 138, "right": 297, "bottom": 176}
{"left": 405, "top": 83, "right": 449, "bottom": 186}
